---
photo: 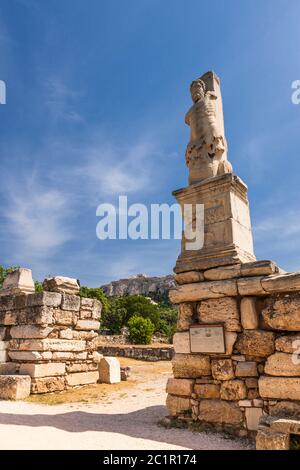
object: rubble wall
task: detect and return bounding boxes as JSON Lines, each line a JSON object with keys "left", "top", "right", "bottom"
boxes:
{"left": 167, "top": 260, "right": 300, "bottom": 436}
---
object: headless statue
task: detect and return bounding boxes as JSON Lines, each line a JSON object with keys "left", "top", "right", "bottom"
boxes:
{"left": 185, "top": 73, "right": 232, "bottom": 185}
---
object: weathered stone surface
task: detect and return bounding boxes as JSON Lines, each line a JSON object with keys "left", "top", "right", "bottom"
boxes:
{"left": 19, "top": 306, "right": 54, "bottom": 325}
{"left": 0, "top": 268, "right": 35, "bottom": 296}
{"left": 173, "top": 332, "right": 190, "bottom": 354}
{"left": 259, "top": 376, "right": 300, "bottom": 400}
{"left": 0, "top": 375, "right": 31, "bottom": 400}
{"left": 175, "top": 271, "right": 204, "bottom": 285}
{"left": 8, "top": 351, "right": 52, "bottom": 361}
{"left": 0, "top": 340, "right": 8, "bottom": 350}
{"left": 10, "top": 338, "right": 86, "bottom": 352}
{"left": 204, "top": 265, "right": 241, "bottom": 281}
{"left": 59, "top": 328, "right": 73, "bottom": 339}
{"left": 177, "top": 303, "right": 194, "bottom": 331}
{"left": 275, "top": 334, "right": 300, "bottom": 353}
{"left": 0, "top": 362, "right": 18, "bottom": 374}
{"left": 43, "top": 276, "right": 80, "bottom": 295}
{"left": 197, "top": 297, "right": 241, "bottom": 332}
{"left": 66, "top": 371, "right": 99, "bottom": 386}
{"left": 240, "top": 297, "right": 259, "bottom": 330}
{"left": 241, "top": 260, "right": 278, "bottom": 277}
{"left": 237, "top": 277, "right": 266, "bottom": 296}
{"left": 169, "top": 279, "right": 237, "bottom": 304}
{"left": 245, "top": 408, "right": 262, "bottom": 431}
{"left": 220, "top": 379, "right": 247, "bottom": 400}
{"left": 72, "top": 330, "right": 98, "bottom": 340}
{"left": 19, "top": 362, "right": 66, "bottom": 378}
{"left": 235, "top": 361, "right": 258, "bottom": 377}
{"left": 235, "top": 331, "right": 275, "bottom": 357}
{"left": 223, "top": 332, "right": 237, "bottom": 356}
{"left": 75, "top": 320, "right": 100, "bottom": 331}
{"left": 271, "top": 418, "right": 300, "bottom": 435}
{"left": 256, "top": 429, "right": 289, "bottom": 450}
{"left": 31, "top": 376, "right": 65, "bottom": 394}
{"left": 264, "top": 352, "right": 300, "bottom": 376}
{"left": 0, "top": 350, "right": 7, "bottom": 362}
{"left": 166, "top": 378, "right": 194, "bottom": 397}
{"left": 245, "top": 378, "right": 258, "bottom": 388}
{"left": 0, "top": 327, "right": 6, "bottom": 340}
{"left": 99, "top": 357, "right": 120, "bottom": 384}
{"left": 53, "top": 309, "right": 74, "bottom": 326}
{"left": 194, "top": 383, "right": 220, "bottom": 398}
{"left": 211, "top": 359, "right": 234, "bottom": 380}
{"left": 0, "top": 311, "right": 17, "bottom": 325}
{"left": 269, "top": 401, "right": 300, "bottom": 419}
{"left": 52, "top": 352, "right": 74, "bottom": 360}
{"left": 101, "top": 273, "right": 175, "bottom": 299}
{"left": 199, "top": 399, "right": 243, "bottom": 425}
{"left": 61, "top": 294, "right": 80, "bottom": 311}
{"left": 26, "top": 292, "right": 62, "bottom": 308}
{"left": 262, "top": 295, "right": 300, "bottom": 330}
{"left": 262, "top": 272, "right": 300, "bottom": 294}
{"left": 172, "top": 354, "right": 211, "bottom": 378}
{"left": 166, "top": 394, "right": 190, "bottom": 416}
{"left": 10, "top": 326, "right": 53, "bottom": 339}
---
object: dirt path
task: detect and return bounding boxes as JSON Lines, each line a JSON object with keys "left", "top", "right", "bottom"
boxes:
{"left": 0, "top": 359, "right": 252, "bottom": 450}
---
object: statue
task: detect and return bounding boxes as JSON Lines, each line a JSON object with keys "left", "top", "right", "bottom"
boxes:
{"left": 185, "top": 71, "right": 232, "bottom": 184}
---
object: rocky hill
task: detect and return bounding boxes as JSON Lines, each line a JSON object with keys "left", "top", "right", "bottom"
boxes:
{"left": 100, "top": 274, "right": 176, "bottom": 302}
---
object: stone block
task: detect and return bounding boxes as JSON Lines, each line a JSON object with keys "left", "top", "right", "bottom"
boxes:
{"left": 59, "top": 328, "right": 73, "bottom": 339}
{"left": 269, "top": 401, "right": 300, "bottom": 419}
{"left": 199, "top": 399, "right": 243, "bottom": 425}
{"left": 177, "top": 303, "right": 194, "bottom": 331}
{"left": 0, "top": 327, "right": 6, "bottom": 340}
{"left": 99, "top": 357, "right": 120, "bottom": 384}
{"left": 26, "top": 292, "right": 62, "bottom": 308}
{"left": 66, "top": 371, "right": 99, "bottom": 386}
{"left": 235, "top": 331, "right": 275, "bottom": 357}
{"left": 61, "top": 294, "right": 80, "bottom": 311}
{"left": 194, "top": 383, "right": 220, "bottom": 398}
{"left": 275, "top": 334, "right": 300, "bottom": 353}
{"left": 211, "top": 359, "right": 234, "bottom": 380}
{"left": 169, "top": 279, "right": 237, "bottom": 304}
{"left": 235, "top": 361, "right": 258, "bottom": 377}
{"left": 262, "top": 272, "right": 300, "bottom": 294}
{"left": 173, "top": 332, "right": 190, "bottom": 354}
{"left": 31, "top": 376, "right": 65, "bottom": 394}
{"left": 245, "top": 408, "right": 263, "bottom": 431}
{"left": 0, "top": 375, "right": 31, "bottom": 400}
{"left": 238, "top": 400, "right": 252, "bottom": 407}
{"left": 259, "top": 376, "right": 300, "bottom": 400}
{"left": 10, "top": 326, "right": 53, "bottom": 339}
{"left": 166, "top": 394, "right": 190, "bottom": 416}
{"left": 0, "top": 362, "right": 18, "bottom": 374}
{"left": 9, "top": 351, "right": 52, "bottom": 361}
{"left": 223, "top": 332, "right": 238, "bottom": 356}
{"left": 256, "top": 429, "right": 289, "bottom": 450}
{"left": 53, "top": 309, "right": 74, "bottom": 325}
{"left": 220, "top": 379, "right": 247, "bottom": 400}
{"left": 0, "top": 340, "right": 8, "bottom": 350}
{"left": 43, "top": 276, "right": 80, "bottom": 295}
{"left": 271, "top": 419, "right": 300, "bottom": 435}
{"left": 0, "top": 268, "right": 35, "bottom": 296}
{"left": 264, "top": 352, "right": 300, "bottom": 376}
{"left": 19, "top": 362, "right": 65, "bottom": 378}
{"left": 241, "top": 260, "right": 278, "bottom": 277}
{"left": 262, "top": 295, "right": 300, "bottom": 330}
{"left": 240, "top": 297, "right": 259, "bottom": 330}
{"left": 19, "top": 306, "right": 54, "bottom": 326}
{"left": 197, "top": 297, "right": 241, "bottom": 331}
{"left": 0, "top": 311, "right": 17, "bottom": 325}
{"left": 175, "top": 271, "right": 204, "bottom": 285}
{"left": 0, "top": 350, "right": 7, "bottom": 362}
{"left": 75, "top": 320, "right": 100, "bottom": 331}
{"left": 166, "top": 378, "right": 194, "bottom": 397}
{"left": 172, "top": 354, "right": 211, "bottom": 378}
{"left": 237, "top": 277, "right": 266, "bottom": 296}
{"left": 203, "top": 264, "right": 241, "bottom": 281}
{"left": 10, "top": 338, "right": 86, "bottom": 352}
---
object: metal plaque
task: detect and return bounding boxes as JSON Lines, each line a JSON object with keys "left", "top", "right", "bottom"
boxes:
{"left": 189, "top": 323, "right": 225, "bottom": 353}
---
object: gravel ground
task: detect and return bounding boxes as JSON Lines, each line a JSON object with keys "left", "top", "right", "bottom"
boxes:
{"left": 0, "top": 359, "right": 253, "bottom": 450}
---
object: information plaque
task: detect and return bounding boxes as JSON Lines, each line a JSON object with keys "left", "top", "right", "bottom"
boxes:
{"left": 189, "top": 323, "right": 225, "bottom": 353}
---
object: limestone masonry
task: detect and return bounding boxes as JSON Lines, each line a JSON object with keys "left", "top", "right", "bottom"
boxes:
{"left": 167, "top": 71, "right": 300, "bottom": 449}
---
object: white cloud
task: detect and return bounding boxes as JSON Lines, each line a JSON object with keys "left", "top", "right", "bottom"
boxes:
{"left": 44, "top": 76, "right": 83, "bottom": 123}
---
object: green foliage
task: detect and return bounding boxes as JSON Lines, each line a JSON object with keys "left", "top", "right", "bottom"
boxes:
{"left": 101, "top": 297, "right": 127, "bottom": 334}
{"left": 0, "top": 265, "right": 19, "bottom": 289}
{"left": 34, "top": 281, "right": 44, "bottom": 292}
{"left": 127, "top": 315, "right": 154, "bottom": 344}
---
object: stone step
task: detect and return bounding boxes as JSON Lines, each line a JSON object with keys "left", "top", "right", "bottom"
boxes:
{"left": 0, "top": 374, "right": 31, "bottom": 400}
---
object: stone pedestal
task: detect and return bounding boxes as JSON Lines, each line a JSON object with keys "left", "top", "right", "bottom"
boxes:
{"left": 173, "top": 173, "right": 256, "bottom": 273}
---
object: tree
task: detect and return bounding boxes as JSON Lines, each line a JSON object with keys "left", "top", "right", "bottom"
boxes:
{"left": 127, "top": 315, "right": 154, "bottom": 344}
{"left": 0, "top": 265, "right": 19, "bottom": 289}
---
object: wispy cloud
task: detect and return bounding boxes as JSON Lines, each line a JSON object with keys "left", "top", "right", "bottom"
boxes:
{"left": 44, "top": 77, "right": 83, "bottom": 123}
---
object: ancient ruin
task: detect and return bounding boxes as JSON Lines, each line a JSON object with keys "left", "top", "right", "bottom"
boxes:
{"left": 167, "top": 71, "right": 300, "bottom": 449}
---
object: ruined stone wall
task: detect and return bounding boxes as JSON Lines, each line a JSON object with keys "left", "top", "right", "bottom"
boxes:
{"left": 0, "top": 290, "right": 102, "bottom": 394}
{"left": 167, "top": 260, "right": 300, "bottom": 436}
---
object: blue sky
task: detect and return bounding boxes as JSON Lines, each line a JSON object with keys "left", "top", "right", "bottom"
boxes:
{"left": 0, "top": 0, "right": 300, "bottom": 286}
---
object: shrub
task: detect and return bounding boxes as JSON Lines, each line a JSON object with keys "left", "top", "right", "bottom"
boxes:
{"left": 79, "top": 286, "right": 109, "bottom": 313}
{"left": 127, "top": 315, "right": 154, "bottom": 344}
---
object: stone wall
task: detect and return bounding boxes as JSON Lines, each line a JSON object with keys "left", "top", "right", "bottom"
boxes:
{"left": 0, "top": 287, "right": 102, "bottom": 394}
{"left": 166, "top": 260, "right": 300, "bottom": 437}
{"left": 97, "top": 344, "right": 174, "bottom": 361}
